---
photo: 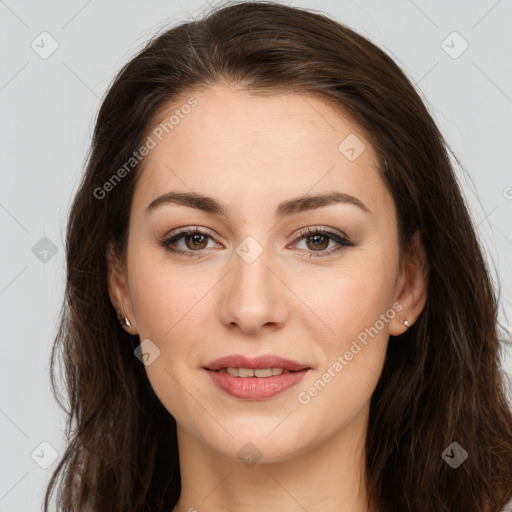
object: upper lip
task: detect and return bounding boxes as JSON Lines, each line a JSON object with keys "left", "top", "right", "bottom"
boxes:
{"left": 204, "top": 354, "right": 311, "bottom": 372}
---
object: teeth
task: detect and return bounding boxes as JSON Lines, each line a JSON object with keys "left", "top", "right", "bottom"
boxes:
{"left": 220, "top": 367, "right": 290, "bottom": 377}
{"left": 254, "top": 368, "right": 272, "bottom": 377}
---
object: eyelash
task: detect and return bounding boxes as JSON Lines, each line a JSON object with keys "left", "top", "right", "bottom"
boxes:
{"left": 160, "top": 226, "right": 355, "bottom": 259}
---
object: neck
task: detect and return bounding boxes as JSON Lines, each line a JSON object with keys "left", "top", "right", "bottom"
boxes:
{"left": 172, "top": 404, "right": 371, "bottom": 512}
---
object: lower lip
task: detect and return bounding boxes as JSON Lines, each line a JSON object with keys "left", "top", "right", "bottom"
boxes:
{"left": 205, "top": 369, "right": 309, "bottom": 400}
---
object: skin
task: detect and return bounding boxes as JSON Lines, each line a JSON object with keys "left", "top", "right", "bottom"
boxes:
{"left": 107, "top": 82, "right": 428, "bottom": 512}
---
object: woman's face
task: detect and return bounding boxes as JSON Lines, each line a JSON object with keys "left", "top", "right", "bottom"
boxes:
{"left": 109, "top": 83, "right": 424, "bottom": 463}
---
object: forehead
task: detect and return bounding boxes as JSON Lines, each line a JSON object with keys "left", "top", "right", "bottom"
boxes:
{"left": 132, "top": 83, "right": 391, "bottom": 219}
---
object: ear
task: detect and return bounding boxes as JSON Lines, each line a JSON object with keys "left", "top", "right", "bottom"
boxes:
{"left": 389, "top": 230, "right": 429, "bottom": 336}
{"left": 106, "top": 241, "right": 137, "bottom": 334}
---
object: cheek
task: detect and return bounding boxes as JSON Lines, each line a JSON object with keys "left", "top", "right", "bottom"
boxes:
{"left": 129, "top": 255, "right": 208, "bottom": 341}
{"left": 294, "top": 253, "right": 397, "bottom": 343}
{"left": 128, "top": 261, "right": 210, "bottom": 422}
{"left": 294, "top": 273, "right": 393, "bottom": 429}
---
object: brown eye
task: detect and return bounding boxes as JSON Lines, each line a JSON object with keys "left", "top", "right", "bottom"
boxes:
{"left": 305, "top": 233, "right": 330, "bottom": 251}
{"left": 293, "top": 227, "right": 355, "bottom": 258}
{"left": 161, "top": 228, "right": 216, "bottom": 257}
{"left": 184, "top": 233, "right": 208, "bottom": 250}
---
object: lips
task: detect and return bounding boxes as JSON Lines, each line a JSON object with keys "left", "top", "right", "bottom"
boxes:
{"left": 203, "top": 354, "right": 311, "bottom": 372}
{"left": 203, "top": 354, "right": 312, "bottom": 400}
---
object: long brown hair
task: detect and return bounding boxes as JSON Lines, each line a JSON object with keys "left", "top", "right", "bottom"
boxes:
{"left": 44, "top": 2, "right": 512, "bottom": 510}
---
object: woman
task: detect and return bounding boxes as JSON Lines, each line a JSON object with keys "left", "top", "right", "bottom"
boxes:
{"left": 44, "top": 1, "right": 512, "bottom": 511}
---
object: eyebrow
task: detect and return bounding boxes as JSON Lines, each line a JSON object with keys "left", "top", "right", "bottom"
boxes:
{"left": 145, "top": 190, "right": 371, "bottom": 218}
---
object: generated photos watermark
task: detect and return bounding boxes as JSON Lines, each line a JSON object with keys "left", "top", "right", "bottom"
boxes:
{"left": 297, "top": 301, "right": 403, "bottom": 405}
{"left": 93, "top": 96, "right": 198, "bottom": 200}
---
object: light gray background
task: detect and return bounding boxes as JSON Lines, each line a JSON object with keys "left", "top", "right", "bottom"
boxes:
{"left": 1, "top": 0, "right": 511, "bottom": 510}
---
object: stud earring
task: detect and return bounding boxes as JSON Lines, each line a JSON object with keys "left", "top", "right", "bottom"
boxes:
{"left": 122, "top": 317, "right": 132, "bottom": 328}
{"left": 403, "top": 320, "right": 410, "bottom": 328}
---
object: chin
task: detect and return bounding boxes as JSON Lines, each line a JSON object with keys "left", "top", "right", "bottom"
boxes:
{"left": 198, "top": 420, "right": 307, "bottom": 464}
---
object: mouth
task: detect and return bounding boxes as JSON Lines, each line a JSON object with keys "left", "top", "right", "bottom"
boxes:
{"left": 203, "top": 354, "right": 311, "bottom": 400}
{"left": 203, "top": 354, "right": 311, "bottom": 373}
{"left": 209, "top": 367, "right": 301, "bottom": 377}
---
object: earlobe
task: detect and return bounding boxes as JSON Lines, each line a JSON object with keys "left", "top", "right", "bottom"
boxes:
{"left": 106, "top": 241, "right": 137, "bottom": 333}
{"left": 389, "top": 231, "right": 429, "bottom": 336}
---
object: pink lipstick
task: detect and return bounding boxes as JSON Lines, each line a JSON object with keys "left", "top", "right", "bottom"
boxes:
{"left": 203, "top": 354, "right": 311, "bottom": 400}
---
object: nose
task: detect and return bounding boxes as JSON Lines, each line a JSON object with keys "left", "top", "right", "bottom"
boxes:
{"left": 218, "top": 239, "right": 289, "bottom": 335}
